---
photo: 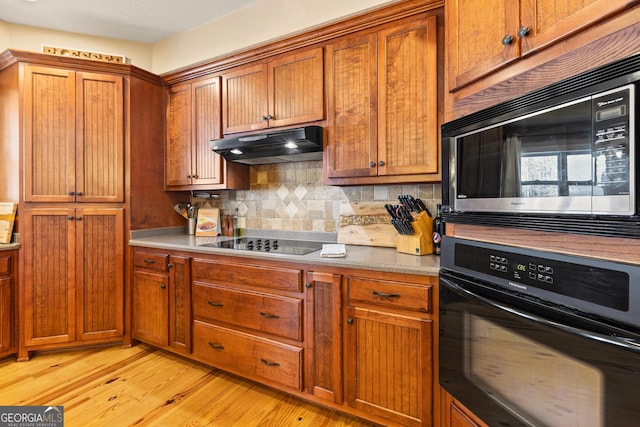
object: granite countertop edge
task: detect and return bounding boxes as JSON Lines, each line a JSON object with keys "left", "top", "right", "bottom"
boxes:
{"left": 129, "top": 227, "right": 440, "bottom": 277}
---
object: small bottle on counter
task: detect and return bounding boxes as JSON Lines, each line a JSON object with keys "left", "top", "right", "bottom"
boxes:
{"left": 432, "top": 204, "right": 443, "bottom": 256}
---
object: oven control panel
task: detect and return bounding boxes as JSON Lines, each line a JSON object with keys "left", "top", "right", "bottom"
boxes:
{"left": 451, "top": 241, "right": 629, "bottom": 312}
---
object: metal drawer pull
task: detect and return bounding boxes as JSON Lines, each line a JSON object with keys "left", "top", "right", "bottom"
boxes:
{"left": 207, "top": 301, "right": 223, "bottom": 307}
{"left": 208, "top": 342, "right": 224, "bottom": 350}
{"left": 373, "top": 291, "right": 401, "bottom": 298}
{"left": 143, "top": 259, "right": 156, "bottom": 264}
{"left": 260, "top": 312, "right": 280, "bottom": 319}
{"left": 260, "top": 358, "right": 280, "bottom": 367}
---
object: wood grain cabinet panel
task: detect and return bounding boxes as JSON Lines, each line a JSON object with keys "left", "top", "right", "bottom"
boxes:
{"left": 222, "top": 47, "right": 324, "bottom": 134}
{"left": 304, "top": 271, "right": 343, "bottom": 404}
{"left": 446, "top": 0, "right": 637, "bottom": 91}
{"left": 344, "top": 274, "right": 434, "bottom": 426}
{"left": 165, "top": 76, "right": 241, "bottom": 190}
{"left": 22, "top": 208, "right": 124, "bottom": 348}
{"left": 325, "top": 14, "right": 440, "bottom": 184}
{"left": 0, "top": 251, "right": 16, "bottom": 356}
{"left": 131, "top": 249, "right": 192, "bottom": 354}
{"left": 193, "top": 282, "right": 302, "bottom": 341}
{"left": 193, "top": 320, "right": 303, "bottom": 390}
{"left": 23, "top": 66, "right": 124, "bottom": 202}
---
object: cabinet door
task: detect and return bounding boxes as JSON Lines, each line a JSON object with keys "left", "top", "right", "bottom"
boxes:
{"left": 345, "top": 307, "right": 432, "bottom": 426}
{"left": 192, "top": 77, "right": 224, "bottom": 186}
{"left": 519, "top": 0, "right": 635, "bottom": 55}
{"left": 132, "top": 270, "right": 170, "bottom": 347}
{"left": 325, "top": 33, "right": 378, "bottom": 178}
{"left": 304, "top": 271, "right": 343, "bottom": 404}
{"left": 378, "top": 16, "right": 439, "bottom": 176}
{"left": 446, "top": 0, "right": 520, "bottom": 90}
{"left": 22, "top": 209, "right": 76, "bottom": 346}
{"left": 76, "top": 72, "right": 124, "bottom": 202}
{"left": 222, "top": 63, "right": 269, "bottom": 134}
{"left": 76, "top": 208, "right": 124, "bottom": 341}
{"left": 268, "top": 47, "right": 324, "bottom": 128}
{"left": 23, "top": 66, "right": 76, "bottom": 203}
{"left": 165, "top": 82, "right": 193, "bottom": 187}
{"left": 169, "top": 255, "right": 191, "bottom": 353}
{"left": 0, "top": 253, "right": 13, "bottom": 353}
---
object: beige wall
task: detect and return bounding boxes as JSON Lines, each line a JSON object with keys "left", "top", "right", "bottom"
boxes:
{"left": 151, "top": 0, "right": 396, "bottom": 74}
{"left": 0, "top": 22, "right": 153, "bottom": 70}
{"left": 1, "top": 0, "right": 395, "bottom": 74}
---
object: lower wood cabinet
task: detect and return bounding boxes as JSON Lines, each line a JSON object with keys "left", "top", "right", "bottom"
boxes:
{"left": 345, "top": 275, "right": 434, "bottom": 427}
{"left": 129, "top": 247, "right": 438, "bottom": 426}
{"left": 440, "top": 388, "right": 486, "bottom": 427}
{"left": 0, "top": 250, "right": 17, "bottom": 358}
{"left": 20, "top": 208, "right": 124, "bottom": 359}
{"left": 131, "top": 249, "right": 191, "bottom": 354}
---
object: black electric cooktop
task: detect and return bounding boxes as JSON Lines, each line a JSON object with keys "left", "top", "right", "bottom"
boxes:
{"left": 200, "top": 237, "right": 324, "bottom": 255}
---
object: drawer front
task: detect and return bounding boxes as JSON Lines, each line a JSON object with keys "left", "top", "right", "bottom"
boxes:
{"left": 193, "top": 282, "right": 302, "bottom": 341}
{"left": 192, "top": 258, "right": 302, "bottom": 292}
{"left": 193, "top": 321, "right": 302, "bottom": 390}
{"left": 0, "top": 255, "right": 11, "bottom": 275}
{"left": 133, "top": 251, "right": 168, "bottom": 272}
{"left": 347, "top": 277, "right": 432, "bottom": 313}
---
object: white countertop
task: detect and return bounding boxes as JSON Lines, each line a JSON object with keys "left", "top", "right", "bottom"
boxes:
{"left": 129, "top": 230, "right": 440, "bottom": 277}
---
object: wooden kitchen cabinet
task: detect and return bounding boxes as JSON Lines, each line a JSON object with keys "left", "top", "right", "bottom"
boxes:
{"left": 131, "top": 249, "right": 191, "bottom": 354}
{"left": 0, "top": 251, "right": 17, "bottom": 358}
{"left": 165, "top": 76, "right": 249, "bottom": 190}
{"left": 191, "top": 257, "right": 305, "bottom": 391}
{"left": 440, "top": 388, "right": 487, "bottom": 427}
{"left": 304, "top": 271, "right": 343, "bottom": 404}
{"left": 21, "top": 208, "right": 124, "bottom": 354}
{"left": 23, "top": 65, "right": 124, "bottom": 203}
{"left": 344, "top": 275, "right": 434, "bottom": 426}
{"left": 324, "top": 14, "right": 440, "bottom": 185}
{"left": 221, "top": 47, "right": 324, "bottom": 134}
{"left": 446, "top": 0, "right": 636, "bottom": 91}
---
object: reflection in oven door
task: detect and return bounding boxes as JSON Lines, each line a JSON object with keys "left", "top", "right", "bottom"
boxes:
{"left": 439, "top": 272, "right": 640, "bottom": 427}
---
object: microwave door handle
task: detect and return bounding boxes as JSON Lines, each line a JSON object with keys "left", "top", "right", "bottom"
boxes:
{"left": 440, "top": 275, "right": 640, "bottom": 354}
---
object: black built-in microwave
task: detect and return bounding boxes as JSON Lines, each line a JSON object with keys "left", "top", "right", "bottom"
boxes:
{"left": 442, "top": 53, "right": 640, "bottom": 238}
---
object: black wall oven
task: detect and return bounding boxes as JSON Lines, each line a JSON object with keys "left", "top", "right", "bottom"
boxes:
{"left": 439, "top": 237, "right": 640, "bottom": 427}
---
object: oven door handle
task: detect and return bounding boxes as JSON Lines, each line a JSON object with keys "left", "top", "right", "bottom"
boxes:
{"left": 440, "top": 275, "right": 640, "bottom": 354}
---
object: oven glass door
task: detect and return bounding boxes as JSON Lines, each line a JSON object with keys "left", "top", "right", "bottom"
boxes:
{"left": 439, "top": 271, "right": 640, "bottom": 427}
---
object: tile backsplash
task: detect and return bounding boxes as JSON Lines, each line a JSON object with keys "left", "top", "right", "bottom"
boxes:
{"left": 193, "top": 161, "right": 442, "bottom": 233}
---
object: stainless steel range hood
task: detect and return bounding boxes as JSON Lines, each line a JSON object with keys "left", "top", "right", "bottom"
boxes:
{"left": 210, "top": 126, "right": 323, "bottom": 165}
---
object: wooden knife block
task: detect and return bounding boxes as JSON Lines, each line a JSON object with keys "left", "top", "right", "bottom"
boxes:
{"left": 396, "top": 211, "right": 434, "bottom": 256}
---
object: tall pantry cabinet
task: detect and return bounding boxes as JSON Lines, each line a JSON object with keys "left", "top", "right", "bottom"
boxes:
{"left": 0, "top": 50, "right": 185, "bottom": 360}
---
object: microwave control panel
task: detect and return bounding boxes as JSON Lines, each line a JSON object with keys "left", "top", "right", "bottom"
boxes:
{"left": 592, "top": 85, "right": 633, "bottom": 194}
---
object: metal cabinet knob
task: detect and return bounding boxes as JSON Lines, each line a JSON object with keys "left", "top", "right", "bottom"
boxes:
{"left": 518, "top": 26, "right": 530, "bottom": 38}
{"left": 501, "top": 34, "right": 513, "bottom": 45}
{"left": 378, "top": 160, "right": 385, "bottom": 167}
{"left": 347, "top": 318, "right": 354, "bottom": 325}
{"left": 369, "top": 161, "right": 376, "bottom": 168}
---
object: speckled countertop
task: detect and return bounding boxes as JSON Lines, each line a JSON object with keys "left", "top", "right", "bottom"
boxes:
{"left": 129, "top": 227, "right": 440, "bottom": 277}
{"left": 0, "top": 243, "right": 19, "bottom": 251}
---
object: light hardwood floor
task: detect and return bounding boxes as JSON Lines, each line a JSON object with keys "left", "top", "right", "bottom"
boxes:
{"left": 0, "top": 344, "right": 376, "bottom": 427}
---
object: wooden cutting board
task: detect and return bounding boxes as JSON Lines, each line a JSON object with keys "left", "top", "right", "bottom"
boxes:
{"left": 337, "top": 201, "right": 397, "bottom": 247}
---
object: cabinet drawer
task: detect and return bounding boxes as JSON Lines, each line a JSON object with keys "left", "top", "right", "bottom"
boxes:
{"left": 0, "top": 255, "right": 11, "bottom": 275}
{"left": 193, "top": 282, "right": 302, "bottom": 341}
{"left": 193, "top": 321, "right": 302, "bottom": 390}
{"left": 133, "top": 251, "right": 168, "bottom": 272}
{"left": 347, "top": 277, "right": 432, "bottom": 313}
{"left": 192, "top": 258, "right": 302, "bottom": 291}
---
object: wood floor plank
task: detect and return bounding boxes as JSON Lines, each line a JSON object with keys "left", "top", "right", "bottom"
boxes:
{"left": 0, "top": 344, "right": 375, "bottom": 427}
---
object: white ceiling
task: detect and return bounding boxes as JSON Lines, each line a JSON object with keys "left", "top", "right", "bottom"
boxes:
{"left": 0, "top": 0, "right": 262, "bottom": 43}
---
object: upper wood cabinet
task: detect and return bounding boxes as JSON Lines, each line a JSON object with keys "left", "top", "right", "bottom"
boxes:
{"left": 165, "top": 76, "right": 249, "bottom": 191}
{"left": 324, "top": 15, "right": 440, "bottom": 185}
{"left": 23, "top": 65, "right": 124, "bottom": 203}
{"left": 446, "top": 0, "right": 636, "bottom": 91}
{"left": 221, "top": 47, "right": 324, "bottom": 134}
